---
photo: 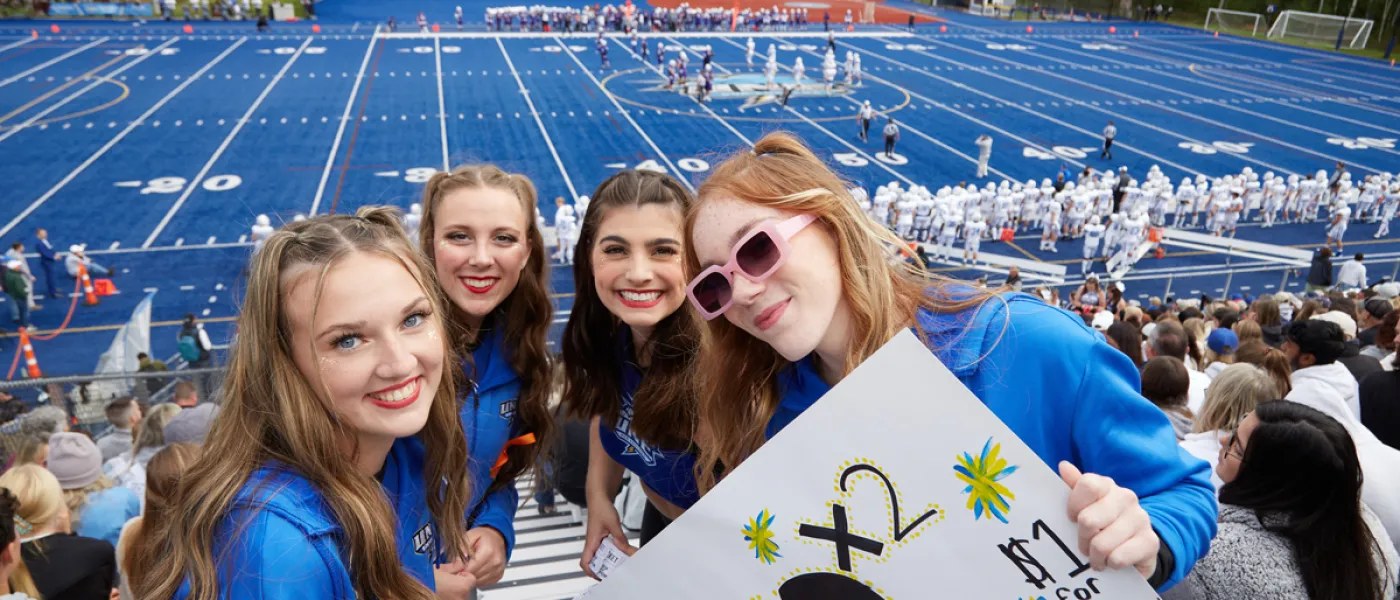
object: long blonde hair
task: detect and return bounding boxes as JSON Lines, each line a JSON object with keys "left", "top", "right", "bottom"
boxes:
{"left": 419, "top": 165, "right": 554, "bottom": 494}
{"left": 129, "top": 206, "right": 471, "bottom": 600}
{"left": 1193, "top": 364, "right": 1278, "bottom": 434}
{"left": 0, "top": 487, "right": 40, "bottom": 599}
{"left": 0, "top": 465, "right": 66, "bottom": 537}
{"left": 685, "top": 132, "right": 992, "bottom": 492}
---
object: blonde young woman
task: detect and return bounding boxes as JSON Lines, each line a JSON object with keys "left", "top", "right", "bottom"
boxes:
{"left": 0, "top": 488, "right": 41, "bottom": 600}
{"left": 1178, "top": 364, "right": 1279, "bottom": 490}
{"left": 684, "top": 133, "right": 1216, "bottom": 590}
{"left": 419, "top": 166, "right": 555, "bottom": 587}
{"left": 0, "top": 464, "right": 115, "bottom": 600}
{"left": 128, "top": 207, "right": 473, "bottom": 599}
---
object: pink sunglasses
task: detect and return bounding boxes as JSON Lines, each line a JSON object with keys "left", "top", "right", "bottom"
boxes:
{"left": 686, "top": 214, "right": 816, "bottom": 320}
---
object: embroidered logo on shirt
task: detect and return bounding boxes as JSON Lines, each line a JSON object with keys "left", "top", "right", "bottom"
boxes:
{"left": 614, "top": 392, "right": 662, "bottom": 468}
{"left": 499, "top": 399, "right": 517, "bottom": 421}
{"left": 412, "top": 522, "right": 435, "bottom": 555}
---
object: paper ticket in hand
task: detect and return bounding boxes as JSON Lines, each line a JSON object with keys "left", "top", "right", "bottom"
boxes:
{"left": 589, "top": 536, "right": 630, "bottom": 581}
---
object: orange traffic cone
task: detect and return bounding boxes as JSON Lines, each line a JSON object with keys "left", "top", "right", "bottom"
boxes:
{"left": 18, "top": 328, "right": 41, "bottom": 379}
{"left": 30, "top": 29, "right": 37, "bottom": 39}
{"left": 939, "top": 24, "right": 947, "bottom": 33}
{"left": 432, "top": 23, "right": 440, "bottom": 32}
{"left": 1025, "top": 25, "right": 1033, "bottom": 33}
{"left": 49, "top": 24, "right": 60, "bottom": 34}
{"left": 1109, "top": 26, "right": 1116, "bottom": 33}
{"left": 312, "top": 24, "right": 321, "bottom": 33}
{"left": 183, "top": 24, "right": 193, "bottom": 34}
{"left": 77, "top": 263, "right": 98, "bottom": 306}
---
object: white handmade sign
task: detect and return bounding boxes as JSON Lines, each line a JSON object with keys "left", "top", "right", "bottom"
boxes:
{"left": 578, "top": 330, "right": 1162, "bottom": 600}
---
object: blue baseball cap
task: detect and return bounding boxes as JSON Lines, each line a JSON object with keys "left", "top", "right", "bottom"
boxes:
{"left": 1207, "top": 328, "right": 1239, "bottom": 355}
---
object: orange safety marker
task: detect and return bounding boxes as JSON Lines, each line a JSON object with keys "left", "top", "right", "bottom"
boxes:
{"left": 77, "top": 263, "right": 98, "bottom": 306}
{"left": 183, "top": 24, "right": 193, "bottom": 34}
{"left": 1392, "top": 59, "right": 1396, "bottom": 67}
{"left": 19, "top": 328, "right": 41, "bottom": 379}
{"left": 847, "top": 24, "right": 853, "bottom": 32}
{"left": 49, "top": 24, "right": 60, "bottom": 33}
{"left": 1133, "top": 30, "right": 1139, "bottom": 38}
{"left": 432, "top": 23, "right": 440, "bottom": 32}
{"left": 31, "top": 29, "right": 38, "bottom": 38}
{"left": 1109, "top": 26, "right": 1116, "bottom": 33}
{"left": 92, "top": 279, "right": 117, "bottom": 296}
{"left": 1025, "top": 25, "right": 1033, "bottom": 33}
{"left": 940, "top": 24, "right": 947, "bottom": 33}
{"left": 1214, "top": 31, "right": 1220, "bottom": 37}
{"left": 312, "top": 24, "right": 321, "bottom": 33}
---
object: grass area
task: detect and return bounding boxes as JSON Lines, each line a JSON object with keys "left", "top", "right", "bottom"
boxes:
{"left": 1175, "top": 10, "right": 1396, "bottom": 62}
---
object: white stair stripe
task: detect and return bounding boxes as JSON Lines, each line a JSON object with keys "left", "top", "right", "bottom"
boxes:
{"left": 480, "top": 577, "right": 593, "bottom": 600}
{"left": 516, "top": 526, "right": 589, "bottom": 545}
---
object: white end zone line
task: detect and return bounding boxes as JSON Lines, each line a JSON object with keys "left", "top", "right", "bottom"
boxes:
{"left": 0, "top": 37, "right": 179, "bottom": 145}
{"left": 0, "top": 38, "right": 247, "bottom": 241}
{"left": 553, "top": 35, "right": 694, "bottom": 191}
{"left": 496, "top": 38, "right": 580, "bottom": 201}
{"left": 0, "top": 37, "right": 108, "bottom": 89}
{"left": 143, "top": 37, "right": 313, "bottom": 248}
{"left": 311, "top": 24, "right": 379, "bottom": 216}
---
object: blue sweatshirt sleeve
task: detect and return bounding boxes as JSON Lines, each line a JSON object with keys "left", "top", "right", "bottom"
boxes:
{"left": 470, "top": 483, "right": 520, "bottom": 559}
{"left": 1068, "top": 332, "right": 1218, "bottom": 591}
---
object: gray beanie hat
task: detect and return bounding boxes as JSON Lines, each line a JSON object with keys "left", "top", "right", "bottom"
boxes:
{"left": 46, "top": 432, "right": 103, "bottom": 490}
{"left": 163, "top": 403, "right": 219, "bottom": 445}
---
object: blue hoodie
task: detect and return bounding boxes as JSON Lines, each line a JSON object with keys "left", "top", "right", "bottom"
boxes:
{"left": 767, "top": 292, "right": 1217, "bottom": 591}
{"left": 175, "top": 436, "right": 440, "bottom": 598}
{"left": 459, "top": 324, "right": 526, "bottom": 558}
{"left": 596, "top": 328, "right": 701, "bottom": 509}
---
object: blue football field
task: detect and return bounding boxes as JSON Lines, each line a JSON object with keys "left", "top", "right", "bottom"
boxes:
{"left": 3, "top": 11, "right": 1400, "bottom": 378}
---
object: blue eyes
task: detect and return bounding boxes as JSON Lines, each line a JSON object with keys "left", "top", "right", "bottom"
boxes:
{"left": 329, "top": 312, "right": 429, "bottom": 352}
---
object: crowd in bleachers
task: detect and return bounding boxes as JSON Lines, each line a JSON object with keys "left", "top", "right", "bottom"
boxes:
{"left": 483, "top": 2, "right": 849, "bottom": 33}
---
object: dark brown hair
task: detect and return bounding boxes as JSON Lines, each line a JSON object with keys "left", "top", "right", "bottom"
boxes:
{"left": 418, "top": 165, "right": 554, "bottom": 495}
{"left": 1141, "top": 356, "right": 1190, "bottom": 413}
{"left": 1106, "top": 321, "right": 1144, "bottom": 367}
{"left": 1376, "top": 309, "right": 1399, "bottom": 351}
{"left": 561, "top": 170, "right": 699, "bottom": 448}
{"left": 1249, "top": 295, "right": 1282, "bottom": 327}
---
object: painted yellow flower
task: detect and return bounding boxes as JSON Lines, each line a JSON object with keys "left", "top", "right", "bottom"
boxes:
{"left": 955, "top": 438, "right": 1019, "bottom": 523}
{"left": 742, "top": 509, "right": 782, "bottom": 564}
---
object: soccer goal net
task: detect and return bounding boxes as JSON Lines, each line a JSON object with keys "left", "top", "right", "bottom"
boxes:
{"left": 1267, "top": 10, "right": 1375, "bottom": 49}
{"left": 1204, "top": 8, "right": 1262, "bottom": 36}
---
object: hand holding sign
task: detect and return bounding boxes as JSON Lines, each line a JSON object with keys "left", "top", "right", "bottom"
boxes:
{"left": 1060, "top": 462, "right": 1161, "bottom": 579}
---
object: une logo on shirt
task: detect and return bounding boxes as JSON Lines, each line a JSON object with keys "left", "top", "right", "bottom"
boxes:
{"left": 412, "top": 523, "right": 435, "bottom": 555}
{"left": 614, "top": 392, "right": 663, "bottom": 468}
{"left": 499, "top": 399, "right": 517, "bottom": 421}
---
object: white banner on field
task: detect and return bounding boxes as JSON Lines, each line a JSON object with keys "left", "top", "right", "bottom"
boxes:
{"left": 579, "top": 330, "right": 1161, "bottom": 600}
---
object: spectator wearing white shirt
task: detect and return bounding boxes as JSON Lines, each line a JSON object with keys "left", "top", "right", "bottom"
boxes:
{"left": 1147, "top": 321, "right": 1212, "bottom": 415}
{"left": 1337, "top": 252, "right": 1368, "bottom": 290}
{"left": 64, "top": 244, "right": 111, "bottom": 278}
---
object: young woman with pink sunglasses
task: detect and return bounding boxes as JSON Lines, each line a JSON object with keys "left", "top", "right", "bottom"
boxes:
{"left": 560, "top": 170, "right": 703, "bottom": 578}
{"left": 684, "top": 132, "right": 1217, "bottom": 592}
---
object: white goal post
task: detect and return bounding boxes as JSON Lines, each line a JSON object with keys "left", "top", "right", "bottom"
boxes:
{"left": 1267, "top": 10, "right": 1375, "bottom": 49}
{"left": 1204, "top": 8, "right": 1262, "bottom": 36}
